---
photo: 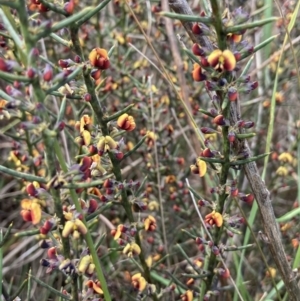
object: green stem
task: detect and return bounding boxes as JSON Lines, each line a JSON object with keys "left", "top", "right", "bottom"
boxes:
{"left": 0, "top": 165, "right": 47, "bottom": 182}
{"left": 210, "top": 0, "right": 226, "bottom": 50}
{"left": 17, "top": 1, "right": 76, "bottom": 299}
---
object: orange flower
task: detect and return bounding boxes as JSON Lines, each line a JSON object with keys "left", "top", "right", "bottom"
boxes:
{"left": 117, "top": 113, "right": 136, "bottom": 131}
{"left": 89, "top": 48, "right": 110, "bottom": 70}
{"left": 180, "top": 290, "right": 193, "bottom": 301}
{"left": 207, "top": 49, "right": 236, "bottom": 72}
{"left": 0, "top": 99, "right": 7, "bottom": 111}
{"left": 144, "top": 215, "right": 157, "bottom": 231}
{"left": 192, "top": 63, "right": 206, "bottom": 82}
{"left": 205, "top": 210, "right": 223, "bottom": 227}
{"left": 20, "top": 198, "right": 43, "bottom": 225}
{"left": 227, "top": 33, "right": 242, "bottom": 43}
{"left": 131, "top": 273, "right": 147, "bottom": 291}
{"left": 86, "top": 280, "right": 103, "bottom": 295}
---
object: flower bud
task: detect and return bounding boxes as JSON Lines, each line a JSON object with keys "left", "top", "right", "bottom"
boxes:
{"left": 213, "top": 114, "right": 227, "bottom": 126}
{"left": 228, "top": 86, "right": 238, "bottom": 101}
{"left": 84, "top": 93, "right": 91, "bottom": 102}
{"left": 212, "top": 245, "right": 220, "bottom": 255}
{"left": 91, "top": 68, "right": 101, "bottom": 80}
{"left": 64, "top": 0, "right": 75, "bottom": 14}
{"left": 201, "top": 148, "right": 214, "bottom": 158}
{"left": 228, "top": 131, "right": 236, "bottom": 143}
{"left": 201, "top": 127, "right": 218, "bottom": 134}
{"left": 88, "top": 199, "right": 98, "bottom": 213}
{"left": 27, "top": 67, "right": 36, "bottom": 79}
{"left": 43, "top": 64, "right": 53, "bottom": 82}
{"left": 26, "top": 183, "right": 38, "bottom": 196}
{"left": 192, "top": 23, "right": 201, "bottom": 35}
{"left": 192, "top": 43, "right": 205, "bottom": 56}
{"left": 47, "top": 247, "right": 57, "bottom": 259}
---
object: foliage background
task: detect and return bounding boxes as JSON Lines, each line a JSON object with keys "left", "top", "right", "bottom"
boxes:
{"left": 0, "top": 0, "right": 300, "bottom": 300}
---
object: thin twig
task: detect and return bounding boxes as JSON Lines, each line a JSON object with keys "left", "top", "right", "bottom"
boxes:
{"left": 162, "top": 0, "right": 202, "bottom": 155}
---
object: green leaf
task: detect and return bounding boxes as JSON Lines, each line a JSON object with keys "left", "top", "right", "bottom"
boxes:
{"left": 240, "top": 35, "right": 278, "bottom": 61}
{"left": 76, "top": 0, "right": 111, "bottom": 27}
{"left": 225, "top": 17, "right": 278, "bottom": 33}
{"left": 36, "top": 7, "right": 94, "bottom": 40}
{"left": 276, "top": 207, "right": 300, "bottom": 222}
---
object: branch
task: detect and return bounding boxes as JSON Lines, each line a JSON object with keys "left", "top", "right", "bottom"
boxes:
{"left": 168, "top": 0, "right": 213, "bottom": 50}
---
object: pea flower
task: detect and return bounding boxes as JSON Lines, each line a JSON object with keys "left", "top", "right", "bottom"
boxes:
{"left": 192, "top": 63, "right": 206, "bottom": 81}
{"left": 278, "top": 152, "right": 293, "bottom": 164}
{"left": 117, "top": 113, "right": 136, "bottom": 131}
{"left": 88, "top": 48, "right": 110, "bottom": 70}
{"left": 97, "top": 135, "right": 118, "bottom": 155}
{"left": 111, "top": 224, "right": 126, "bottom": 240}
{"left": 86, "top": 280, "right": 103, "bottom": 295}
{"left": 190, "top": 158, "right": 207, "bottom": 177}
{"left": 180, "top": 290, "right": 193, "bottom": 301}
{"left": 123, "top": 242, "right": 141, "bottom": 257}
{"left": 204, "top": 210, "right": 223, "bottom": 227}
{"left": 144, "top": 215, "right": 157, "bottom": 231}
{"left": 79, "top": 114, "right": 93, "bottom": 146}
{"left": 20, "top": 198, "right": 44, "bottom": 225}
{"left": 62, "top": 213, "right": 88, "bottom": 239}
{"left": 227, "top": 33, "right": 242, "bottom": 43}
{"left": 0, "top": 99, "right": 9, "bottom": 119}
{"left": 131, "top": 273, "right": 147, "bottom": 291}
{"left": 207, "top": 49, "right": 236, "bottom": 72}
{"left": 276, "top": 166, "right": 288, "bottom": 177}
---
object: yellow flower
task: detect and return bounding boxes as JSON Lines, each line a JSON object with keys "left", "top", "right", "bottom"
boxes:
{"left": 180, "top": 290, "right": 193, "bottom": 301}
{"left": 148, "top": 201, "right": 159, "bottom": 211}
{"left": 266, "top": 267, "right": 276, "bottom": 279}
{"left": 117, "top": 113, "right": 136, "bottom": 131}
{"left": 123, "top": 242, "right": 141, "bottom": 257}
{"left": 144, "top": 215, "right": 157, "bottom": 231}
{"left": 78, "top": 255, "right": 92, "bottom": 274}
{"left": 97, "top": 136, "right": 118, "bottom": 155}
{"left": 191, "top": 158, "right": 207, "bottom": 177}
{"left": 278, "top": 152, "right": 293, "bottom": 164}
{"left": 20, "top": 198, "right": 43, "bottom": 225}
{"left": 204, "top": 210, "right": 223, "bottom": 227}
{"left": 131, "top": 273, "right": 147, "bottom": 291}
{"left": 276, "top": 166, "right": 288, "bottom": 177}
{"left": 62, "top": 218, "right": 87, "bottom": 239}
{"left": 145, "top": 255, "right": 153, "bottom": 268}
{"left": 207, "top": 49, "right": 236, "bottom": 72}
{"left": 111, "top": 224, "right": 125, "bottom": 240}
